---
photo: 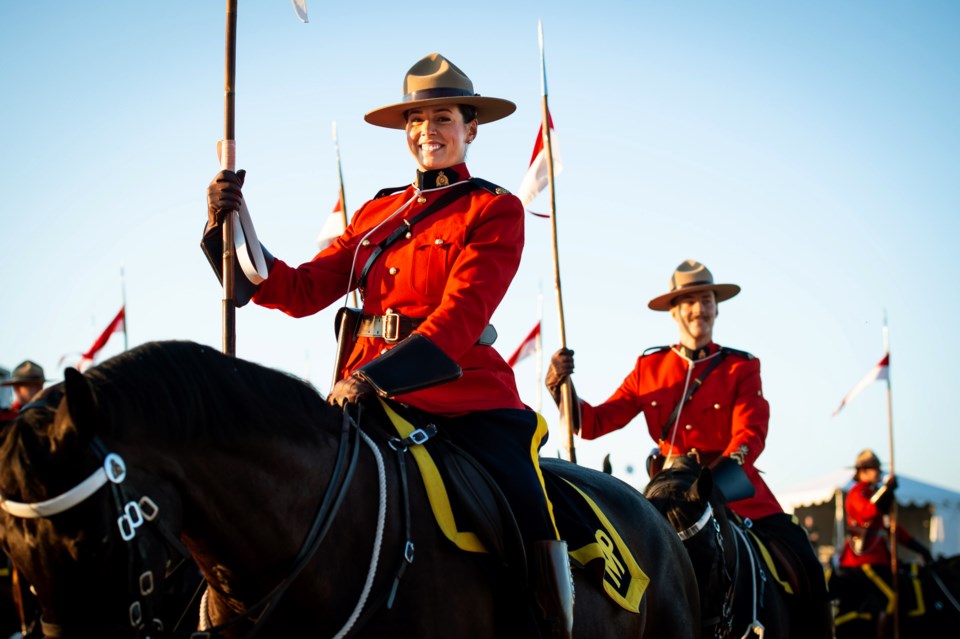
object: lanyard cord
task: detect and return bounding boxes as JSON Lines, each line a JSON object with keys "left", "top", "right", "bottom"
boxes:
{"left": 664, "top": 349, "right": 725, "bottom": 465}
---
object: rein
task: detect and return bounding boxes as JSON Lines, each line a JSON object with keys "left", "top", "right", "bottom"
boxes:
{"left": 929, "top": 563, "right": 960, "bottom": 614}
{"left": 198, "top": 405, "right": 364, "bottom": 638}
{"left": 1, "top": 392, "right": 435, "bottom": 638}
{"left": 669, "top": 493, "right": 769, "bottom": 639}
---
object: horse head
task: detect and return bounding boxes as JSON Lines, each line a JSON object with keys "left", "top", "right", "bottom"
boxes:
{"left": 0, "top": 367, "right": 187, "bottom": 638}
{"left": 643, "top": 455, "right": 739, "bottom": 633}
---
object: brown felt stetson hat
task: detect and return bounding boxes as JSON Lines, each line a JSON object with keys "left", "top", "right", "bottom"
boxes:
{"left": 647, "top": 259, "right": 741, "bottom": 312}
{"left": 854, "top": 449, "right": 882, "bottom": 470}
{"left": 0, "top": 360, "right": 46, "bottom": 386}
{"left": 364, "top": 53, "right": 516, "bottom": 130}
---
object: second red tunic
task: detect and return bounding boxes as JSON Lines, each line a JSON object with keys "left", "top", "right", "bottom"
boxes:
{"left": 578, "top": 342, "right": 782, "bottom": 520}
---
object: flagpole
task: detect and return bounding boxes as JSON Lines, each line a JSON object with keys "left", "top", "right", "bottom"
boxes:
{"left": 333, "top": 122, "right": 359, "bottom": 308}
{"left": 120, "top": 266, "right": 128, "bottom": 351}
{"left": 538, "top": 20, "right": 577, "bottom": 463}
{"left": 535, "top": 290, "right": 544, "bottom": 414}
{"left": 883, "top": 313, "right": 900, "bottom": 639}
{"left": 219, "top": 0, "right": 239, "bottom": 357}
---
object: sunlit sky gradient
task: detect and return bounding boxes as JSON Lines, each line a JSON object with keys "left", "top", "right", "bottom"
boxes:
{"left": 2, "top": 1, "right": 958, "bottom": 499}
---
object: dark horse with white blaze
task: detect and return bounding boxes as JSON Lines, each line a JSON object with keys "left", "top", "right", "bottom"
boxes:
{"left": 0, "top": 341, "right": 700, "bottom": 638}
{"left": 644, "top": 455, "right": 793, "bottom": 638}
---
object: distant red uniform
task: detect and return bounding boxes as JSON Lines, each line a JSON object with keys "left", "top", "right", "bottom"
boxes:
{"left": 578, "top": 342, "right": 781, "bottom": 521}
{"left": 840, "top": 479, "right": 916, "bottom": 568}
{"left": 252, "top": 163, "right": 524, "bottom": 416}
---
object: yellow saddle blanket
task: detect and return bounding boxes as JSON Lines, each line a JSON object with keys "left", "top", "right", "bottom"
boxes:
{"left": 381, "top": 400, "right": 649, "bottom": 613}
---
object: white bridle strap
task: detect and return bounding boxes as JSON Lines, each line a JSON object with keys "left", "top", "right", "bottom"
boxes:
{"left": 677, "top": 502, "right": 714, "bottom": 541}
{"left": 0, "top": 452, "right": 126, "bottom": 519}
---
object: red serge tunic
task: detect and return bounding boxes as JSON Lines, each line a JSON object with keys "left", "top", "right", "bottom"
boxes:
{"left": 839, "top": 480, "right": 916, "bottom": 568}
{"left": 578, "top": 343, "right": 782, "bottom": 520}
{"left": 252, "top": 164, "right": 525, "bottom": 416}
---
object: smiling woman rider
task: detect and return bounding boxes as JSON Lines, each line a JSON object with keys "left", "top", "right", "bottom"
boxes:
{"left": 202, "top": 53, "right": 573, "bottom": 638}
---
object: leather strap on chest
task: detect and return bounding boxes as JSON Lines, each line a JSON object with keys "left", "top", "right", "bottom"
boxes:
{"left": 660, "top": 349, "right": 731, "bottom": 442}
{"left": 358, "top": 181, "right": 478, "bottom": 295}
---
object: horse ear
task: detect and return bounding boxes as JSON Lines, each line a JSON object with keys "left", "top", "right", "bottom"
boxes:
{"left": 690, "top": 469, "right": 714, "bottom": 504}
{"left": 63, "top": 367, "right": 97, "bottom": 445}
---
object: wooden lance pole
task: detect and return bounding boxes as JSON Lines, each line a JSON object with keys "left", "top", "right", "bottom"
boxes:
{"left": 220, "top": 0, "right": 239, "bottom": 356}
{"left": 883, "top": 316, "right": 900, "bottom": 639}
{"left": 538, "top": 20, "right": 578, "bottom": 463}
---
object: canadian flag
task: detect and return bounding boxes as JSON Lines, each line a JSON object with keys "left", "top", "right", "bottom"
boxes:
{"left": 832, "top": 353, "right": 889, "bottom": 416}
{"left": 516, "top": 111, "right": 562, "bottom": 216}
{"left": 317, "top": 195, "right": 346, "bottom": 250}
{"left": 507, "top": 321, "right": 541, "bottom": 368}
{"left": 78, "top": 307, "right": 126, "bottom": 371}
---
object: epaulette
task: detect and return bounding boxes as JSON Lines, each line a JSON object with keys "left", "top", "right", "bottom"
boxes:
{"left": 641, "top": 345, "right": 671, "bottom": 357}
{"left": 469, "top": 177, "right": 511, "bottom": 196}
{"left": 719, "top": 346, "right": 755, "bottom": 360}
{"left": 374, "top": 185, "right": 408, "bottom": 199}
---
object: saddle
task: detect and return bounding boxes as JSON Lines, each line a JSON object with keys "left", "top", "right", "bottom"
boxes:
{"left": 739, "top": 520, "right": 807, "bottom": 598}
{"left": 378, "top": 399, "right": 649, "bottom": 613}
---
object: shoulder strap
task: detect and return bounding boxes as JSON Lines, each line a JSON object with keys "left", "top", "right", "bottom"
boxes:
{"left": 374, "top": 185, "right": 408, "bottom": 199}
{"left": 642, "top": 345, "right": 670, "bottom": 357}
{"left": 358, "top": 181, "right": 478, "bottom": 294}
{"left": 468, "top": 177, "right": 510, "bottom": 196}
{"left": 719, "top": 346, "right": 754, "bottom": 360}
{"left": 659, "top": 349, "right": 731, "bottom": 442}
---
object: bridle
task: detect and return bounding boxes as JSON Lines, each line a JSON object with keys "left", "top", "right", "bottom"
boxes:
{"left": 0, "top": 401, "right": 424, "bottom": 639}
{"left": 672, "top": 492, "right": 767, "bottom": 639}
{"left": 0, "top": 435, "right": 191, "bottom": 638}
{"left": 0, "top": 405, "right": 362, "bottom": 639}
{"left": 1, "top": 393, "right": 365, "bottom": 639}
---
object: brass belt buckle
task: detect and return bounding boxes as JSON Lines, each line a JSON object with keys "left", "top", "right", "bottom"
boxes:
{"left": 382, "top": 310, "right": 401, "bottom": 343}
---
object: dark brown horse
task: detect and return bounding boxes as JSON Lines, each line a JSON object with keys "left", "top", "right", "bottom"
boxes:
{"left": 0, "top": 383, "right": 203, "bottom": 639}
{"left": 644, "top": 455, "right": 792, "bottom": 638}
{"left": 830, "top": 554, "right": 960, "bottom": 638}
{"left": 0, "top": 341, "right": 699, "bottom": 638}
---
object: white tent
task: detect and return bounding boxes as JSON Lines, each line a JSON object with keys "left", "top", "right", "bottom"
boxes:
{"left": 775, "top": 470, "right": 960, "bottom": 559}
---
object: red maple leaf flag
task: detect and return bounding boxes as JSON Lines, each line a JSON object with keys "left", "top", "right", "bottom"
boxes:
{"left": 507, "top": 321, "right": 542, "bottom": 368}
{"left": 832, "top": 353, "right": 889, "bottom": 416}
{"left": 317, "top": 195, "right": 346, "bottom": 250}
{"left": 78, "top": 307, "right": 126, "bottom": 371}
{"left": 516, "top": 111, "right": 562, "bottom": 215}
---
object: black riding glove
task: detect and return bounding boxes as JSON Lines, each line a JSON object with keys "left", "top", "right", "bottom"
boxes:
{"left": 870, "top": 475, "right": 898, "bottom": 514}
{"left": 207, "top": 169, "right": 246, "bottom": 228}
{"left": 545, "top": 348, "right": 574, "bottom": 406}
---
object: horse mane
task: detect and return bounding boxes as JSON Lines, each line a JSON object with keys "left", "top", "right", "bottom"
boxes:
{"left": 644, "top": 456, "right": 702, "bottom": 500}
{"left": 83, "top": 340, "right": 333, "bottom": 443}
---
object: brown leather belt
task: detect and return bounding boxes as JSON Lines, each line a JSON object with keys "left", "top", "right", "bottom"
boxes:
{"left": 356, "top": 311, "right": 497, "bottom": 346}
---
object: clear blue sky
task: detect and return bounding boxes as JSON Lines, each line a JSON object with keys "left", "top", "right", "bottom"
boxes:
{"left": 2, "top": 1, "right": 958, "bottom": 499}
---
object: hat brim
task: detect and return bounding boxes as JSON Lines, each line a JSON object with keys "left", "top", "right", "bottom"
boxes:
{"left": 364, "top": 96, "right": 517, "bottom": 130}
{"left": 647, "top": 283, "right": 741, "bottom": 312}
{"left": 0, "top": 377, "right": 45, "bottom": 386}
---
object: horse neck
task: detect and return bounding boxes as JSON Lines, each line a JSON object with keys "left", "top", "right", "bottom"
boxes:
{"left": 184, "top": 418, "right": 393, "bottom": 626}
